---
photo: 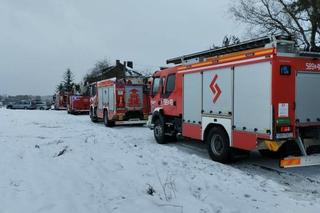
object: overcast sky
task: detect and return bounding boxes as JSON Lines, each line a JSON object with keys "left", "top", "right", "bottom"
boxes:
{"left": 0, "top": 0, "right": 244, "bottom": 96}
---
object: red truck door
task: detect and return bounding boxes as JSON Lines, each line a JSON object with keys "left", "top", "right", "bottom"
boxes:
{"left": 150, "top": 77, "right": 161, "bottom": 112}
{"left": 161, "top": 73, "right": 178, "bottom": 116}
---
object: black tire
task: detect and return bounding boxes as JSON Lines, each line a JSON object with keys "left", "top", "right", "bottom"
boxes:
{"left": 206, "top": 127, "right": 231, "bottom": 163}
{"left": 153, "top": 118, "right": 167, "bottom": 144}
{"left": 153, "top": 116, "right": 177, "bottom": 144}
{"left": 103, "top": 111, "right": 108, "bottom": 127}
{"left": 103, "top": 110, "right": 115, "bottom": 127}
{"left": 90, "top": 108, "right": 98, "bottom": 123}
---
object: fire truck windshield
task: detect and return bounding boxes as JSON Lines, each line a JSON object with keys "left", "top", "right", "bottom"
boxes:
{"left": 90, "top": 84, "right": 97, "bottom": 96}
{"left": 152, "top": 77, "right": 160, "bottom": 96}
{"left": 165, "top": 74, "right": 176, "bottom": 93}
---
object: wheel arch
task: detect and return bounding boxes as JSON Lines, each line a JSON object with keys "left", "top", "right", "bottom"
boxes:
{"left": 202, "top": 117, "right": 232, "bottom": 144}
{"left": 151, "top": 108, "right": 164, "bottom": 124}
{"left": 203, "top": 123, "right": 230, "bottom": 143}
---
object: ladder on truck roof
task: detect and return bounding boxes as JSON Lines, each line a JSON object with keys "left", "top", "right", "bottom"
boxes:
{"left": 167, "top": 35, "right": 293, "bottom": 65}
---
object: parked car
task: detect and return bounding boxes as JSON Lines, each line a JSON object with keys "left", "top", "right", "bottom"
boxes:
{"left": 7, "top": 100, "right": 36, "bottom": 110}
{"left": 34, "top": 101, "right": 50, "bottom": 110}
{"left": 6, "top": 102, "right": 13, "bottom": 109}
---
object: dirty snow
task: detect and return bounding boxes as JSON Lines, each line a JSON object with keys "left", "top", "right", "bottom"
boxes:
{"left": 0, "top": 108, "right": 319, "bottom": 213}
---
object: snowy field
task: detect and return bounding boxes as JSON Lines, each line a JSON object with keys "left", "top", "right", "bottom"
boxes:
{"left": 0, "top": 108, "right": 320, "bottom": 213}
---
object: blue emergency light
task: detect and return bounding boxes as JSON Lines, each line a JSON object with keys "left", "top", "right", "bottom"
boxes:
{"left": 280, "top": 65, "right": 291, "bottom": 75}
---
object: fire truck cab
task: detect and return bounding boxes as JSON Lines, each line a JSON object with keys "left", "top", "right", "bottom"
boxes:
{"left": 90, "top": 77, "right": 150, "bottom": 126}
{"left": 149, "top": 35, "right": 320, "bottom": 168}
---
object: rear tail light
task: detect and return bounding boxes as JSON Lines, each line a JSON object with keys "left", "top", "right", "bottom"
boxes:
{"left": 280, "top": 158, "right": 301, "bottom": 168}
{"left": 276, "top": 117, "right": 292, "bottom": 133}
{"left": 117, "top": 90, "right": 125, "bottom": 108}
{"left": 278, "top": 126, "right": 292, "bottom": 133}
{"left": 118, "top": 96, "right": 125, "bottom": 108}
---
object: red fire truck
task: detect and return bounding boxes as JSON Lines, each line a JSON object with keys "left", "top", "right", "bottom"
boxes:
{"left": 54, "top": 92, "right": 69, "bottom": 110}
{"left": 148, "top": 35, "right": 320, "bottom": 168}
{"left": 89, "top": 77, "right": 150, "bottom": 126}
{"left": 67, "top": 95, "right": 90, "bottom": 114}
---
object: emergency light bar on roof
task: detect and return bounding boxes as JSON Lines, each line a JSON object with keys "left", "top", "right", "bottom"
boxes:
{"left": 166, "top": 35, "right": 293, "bottom": 65}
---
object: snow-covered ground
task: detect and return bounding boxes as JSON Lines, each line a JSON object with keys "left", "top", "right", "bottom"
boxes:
{"left": 0, "top": 108, "right": 319, "bottom": 213}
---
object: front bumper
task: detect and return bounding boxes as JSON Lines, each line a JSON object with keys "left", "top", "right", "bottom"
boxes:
{"left": 115, "top": 119, "right": 147, "bottom": 125}
{"left": 146, "top": 115, "right": 154, "bottom": 129}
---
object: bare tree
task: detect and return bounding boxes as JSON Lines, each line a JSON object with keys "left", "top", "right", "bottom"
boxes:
{"left": 211, "top": 35, "right": 241, "bottom": 49}
{"left": 230, "top": 0, "right": 320, "bottom": 51}
{"left": 83, "top": 58, "right": 111, "bottom": 84}
{"left": 222, "top": 35, "right": 241, "bottom": 47}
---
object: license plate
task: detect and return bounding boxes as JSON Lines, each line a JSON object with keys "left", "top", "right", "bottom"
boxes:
{"left": 276, "top": 133, "right": 293, "bottom": 139}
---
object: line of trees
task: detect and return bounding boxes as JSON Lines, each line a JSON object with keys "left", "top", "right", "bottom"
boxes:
{"left": 55, "top": 59, "right": 112, "bottom": 96}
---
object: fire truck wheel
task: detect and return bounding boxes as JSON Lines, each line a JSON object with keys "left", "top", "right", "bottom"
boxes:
{"left": 207, "top": 127, "right": 231, "bottom": 163}
{"left": 103, "top": 111, "right": 115, "bottom": 127}
{"left": 153, "top": 118, "right": 167, "bottom": 144}
{"left": 90, "top": 108, "right": 98, "bottom": 122}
